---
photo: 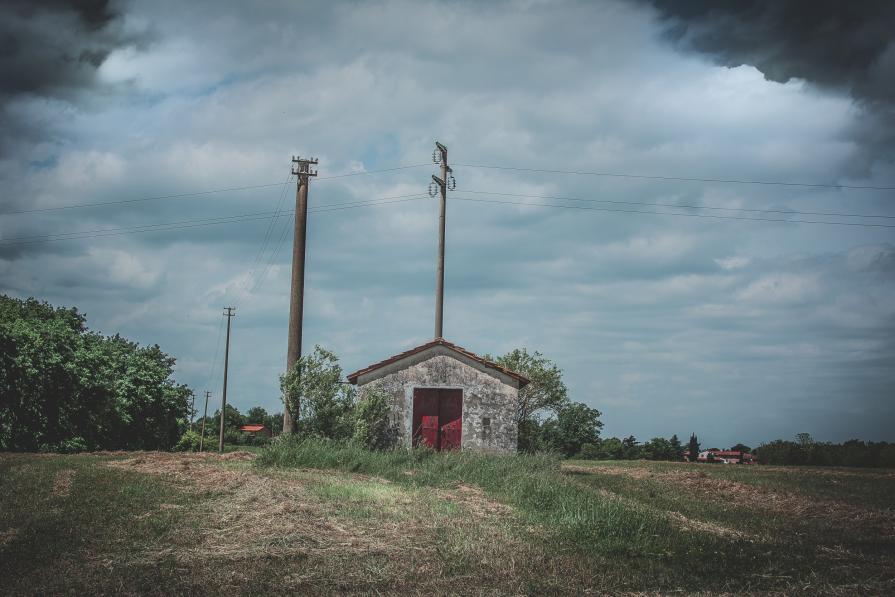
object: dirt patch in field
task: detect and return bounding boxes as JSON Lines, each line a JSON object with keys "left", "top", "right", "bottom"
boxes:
{"left": 666, "top": 512, "right": 752, "bottom": 540}
{"left": 564, "top": 464, "right": 652, "bottom": 479}
{"left": 52, "top": 469, "right": 75, "bottom": 497}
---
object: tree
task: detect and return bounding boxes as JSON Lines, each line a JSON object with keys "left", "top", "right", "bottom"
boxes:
{"left": 621, "top": 435, "right": 641, "bottom": 459}
{"left": 266, "top": 412, "right": 283, "bottom": 435}
{"left": 0, "top": 294, "right": 192, "bottom": 451}
{"left": 540, "top": 401, "right": 603, "bottom": 457}
{"left": 491, "top": 348, "right": 568, "bottom": 426}
{"left": 596, "top": 437, "right": 624, "bottom": 460}
{"left": 212, "top": 404, "right": 244, "bottom": 432}
{"left": 687, "top": 433, "right": 700, "bottom": 462}
{"left": 669, "top": 434, "right": 684, "bottom": 460}
{"left": 280, "top": 346, "right": 355, "bottom": 440}
{"left": 642, "top": 437, "right": 680, "bottom": 461}
{"left": 490, "top": 348, "right": 569, "bottom": 452}
{"left": 246, "top": 406, "right": 269, "bottom": 424}
{"left": 730, "top": 443, "right": 752, "bottom": 453}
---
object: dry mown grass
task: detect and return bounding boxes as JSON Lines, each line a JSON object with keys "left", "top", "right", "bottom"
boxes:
{"left": 101, "top": 451, "right": 544, "bottom": 593}
{"left": 51, "top": 469, "right": 74, "bottom": 497}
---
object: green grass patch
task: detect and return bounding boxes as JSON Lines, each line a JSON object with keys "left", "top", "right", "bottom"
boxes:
{"left": 0, "top": 453, "right": 203, "bottom": 595}
{"left": 257, "top": 437, "right": 784, "bottom": 592}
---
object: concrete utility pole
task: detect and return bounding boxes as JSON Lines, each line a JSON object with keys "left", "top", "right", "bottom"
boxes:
{"left": 430, "top": 141, "right": 455, "bottom": 339}
{"left": 218, "top": 306, "right": 236, "bottom": 452}
{"left": 199, "top": 390, "right": 210, "bottom": 452}
{"left": 189, "top": 391, "right": 196, "bottom": 431}
{"left": 283, "top": 156, "right": 318, "bottom": 434}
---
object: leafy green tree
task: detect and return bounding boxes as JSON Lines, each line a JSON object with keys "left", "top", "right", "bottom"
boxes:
{"left": 0, "top": 295, "right": 191, "bottom": 451}
{"left": 669, "top": 434, "right": 684, "bottom": 460}
{"left": 541, "top": 401, "right": 603, "bottom": 457}
{"left": 730, "top": 443, "right": 752, "bottom": 453}
{"left": 266, "top": 412, "right": 283, "bottom": 435}
{"left": 517, "top": 418, "right": 545, "bottom": 454}
{"left": 280, "top": 346, "right": 355, "bottom": 440}
{"left": 578, "top": 442, "right": 600, "bottom": 459}
{"left": 489, "top": 348, "right": 569, "bottom": 452}
{"left": 642, "top": 437, "right": 681, "bottom": 460}
{"left": 687, "top": 433, "right": 700, "bottom": 462}
{"left": 246, "top": 406, "right": 269, "bottom": 424}
{"left": 621, "top": 435, "right": 641, "bottom": 459}
{"left": 597, "top": 437, "right": 625, "bottom": 460}
{"left": 491, "top": 348, "right": 568, "bottom": 426}
{"left": 756, "top": 439, "right": 804, "bottom": 465}
{"left": 212, "top": 404, "right": 245, "bottom": 432}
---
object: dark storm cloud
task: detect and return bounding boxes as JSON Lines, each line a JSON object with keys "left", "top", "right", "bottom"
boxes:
{"left": 640, "top": 0, "right": 895, "bottom": 162}
{"left": 0, "top": 0, "right": 136, "bottom": 153}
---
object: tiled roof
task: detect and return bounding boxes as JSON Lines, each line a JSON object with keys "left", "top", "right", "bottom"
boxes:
{"left": 346, "top": 338, "right": 530, "bottom": 386}
{"left": 240, "top": 424, "right": 266, "bottom": 432}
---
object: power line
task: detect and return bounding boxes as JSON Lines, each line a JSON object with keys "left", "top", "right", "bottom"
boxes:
{"left": 4, "top": 182, "right": 287, "bottom": 216}
{"left": 3, "top": 164, "right": 432, "bottom": 216}
{"left": 250, "top": 212, "right": 295, "bottom": 295}
{"left": 1, "top": 194, "right": 430, "bottom": 245}
{"left": 454, "top": 163, "right": 895, "bottom": 191}
{"left": 457, "top": 189, "right": 895, "bottom": 220}
{"left": 249, "top": 195, "right": 431, "bottom": 294}
{"left": 2, "top": 210, "right": 285, "bottom": 243}
{"left": 234, "top": 173, "right": 294, "bottom": 299}
{"left": 451, "top": 196, "right": 895, "bottom": 228}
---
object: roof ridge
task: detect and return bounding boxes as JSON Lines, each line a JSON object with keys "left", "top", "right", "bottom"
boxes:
{"left": 346, "top": 338, "right": 529, "bottom": 386}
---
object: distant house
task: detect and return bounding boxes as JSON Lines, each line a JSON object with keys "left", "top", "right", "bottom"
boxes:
{"left": 347, "top": 338, "right": 529, "bottom": 453}
{"left": 239, "top": 424, "right": 272, "bottom": 438}
{"left": 684, "top": 449, "right": 757, "bottom": 464}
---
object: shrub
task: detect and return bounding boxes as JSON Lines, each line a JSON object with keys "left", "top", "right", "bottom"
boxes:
{"left": 39, "top": 436, "right": 89, "bottom": 454}
{"left": 353, "top": 387, "right": 395, "bottom": 450}
{"left": 175, "top": 430, "right": 202, "bottom": 452}
{"left": 577, "top": 442, "right": 600, "bottom": 459}
{"left": 280, "top": 346, "right": 355, "bottom": 440}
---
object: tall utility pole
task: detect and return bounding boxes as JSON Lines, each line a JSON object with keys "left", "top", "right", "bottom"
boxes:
{"left": 430, "top": 141, "right": 455, "bottom": 339}
{"left": 199, "top": 390, "right": 210, "bottom": 452}
{"left": 283, "top": 156, "right": 317, "bottom": 435}
{"left": 189, "top": 391, "right": 196, "bottom": 431}
{"left": 218, "top": 306, "right": 236, "bottom": 452}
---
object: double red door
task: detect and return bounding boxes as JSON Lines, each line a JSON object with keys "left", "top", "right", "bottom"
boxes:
{"left": 412, "top": 388, "right": 462, "bottom": 451}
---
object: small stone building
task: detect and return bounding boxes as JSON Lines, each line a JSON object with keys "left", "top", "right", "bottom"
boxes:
{"left": 347, "top": 338, "right": 529, "bottom": 453}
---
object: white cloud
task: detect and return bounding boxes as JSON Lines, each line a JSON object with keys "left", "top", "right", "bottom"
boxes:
{"left": 2, "top": 0, "right": 893, "bottom": 448}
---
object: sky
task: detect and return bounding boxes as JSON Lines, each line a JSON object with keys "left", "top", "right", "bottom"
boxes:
{"left": 1, "top": 0, "right": 894, "bottom": 449}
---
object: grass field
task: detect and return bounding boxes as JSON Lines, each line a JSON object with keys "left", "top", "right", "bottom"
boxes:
{"left": 1, "top": 443, "right": 893, "bottom": 595}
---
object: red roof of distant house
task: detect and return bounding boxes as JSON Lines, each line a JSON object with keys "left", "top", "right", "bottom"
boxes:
{"left": 240, "top": 424, "right": 266, "bottom": 432}
{"left": 346, "top": 337, "right": 530, "bottom": 386}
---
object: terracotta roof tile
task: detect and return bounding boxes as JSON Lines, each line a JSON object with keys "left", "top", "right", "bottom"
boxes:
{"left": 346, "top": 338, "right": 530, "bottom": 386}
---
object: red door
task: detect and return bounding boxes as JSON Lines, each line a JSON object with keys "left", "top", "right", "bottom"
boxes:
{"left": 412, "top": 388, "right": 462, "bottom": 450}
{"left": 420, "top": 415, "right": 439, "bottom": 449}
{"left": 438, "top": 390, "right": 462, "bottom": 451}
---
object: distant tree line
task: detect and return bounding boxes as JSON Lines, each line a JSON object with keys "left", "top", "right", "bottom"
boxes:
{"left": 0, "top": 295, "right": 192, "bottom": 452}
{"left": 755, "top": 433, "right": 895, "bottom": 468}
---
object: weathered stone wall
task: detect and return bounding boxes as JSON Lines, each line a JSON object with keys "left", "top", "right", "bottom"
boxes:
{"left": 357, "top": 348, "right": 518, "bottom": 453}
